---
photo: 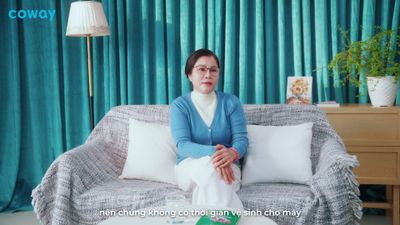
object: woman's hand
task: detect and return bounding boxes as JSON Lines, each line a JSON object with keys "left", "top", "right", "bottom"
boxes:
{"left": 212, "top": 144, "right": 236, "bottom": 168}
{"left": 216, "top": 166, "right": 234, "bottom": 184}
{"left": 212, "top": 144, "right": 237, "bottom": 184}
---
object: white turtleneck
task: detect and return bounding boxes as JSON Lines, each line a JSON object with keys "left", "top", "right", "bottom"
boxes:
{"left": 191, "top": 90, "right": 217, "bottom": 127}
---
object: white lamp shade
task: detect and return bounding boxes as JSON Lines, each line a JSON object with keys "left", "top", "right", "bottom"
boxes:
{"left": 66, "top": 1, "right": 110, "bottom": 37}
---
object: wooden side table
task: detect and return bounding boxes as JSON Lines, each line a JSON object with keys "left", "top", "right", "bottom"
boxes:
{"left": 321, "top": 104, "right": 400, "bottom": 225}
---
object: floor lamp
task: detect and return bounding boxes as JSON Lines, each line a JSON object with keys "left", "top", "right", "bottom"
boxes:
{"left": 66, "top": 1, "right": 110, "bottom": 130}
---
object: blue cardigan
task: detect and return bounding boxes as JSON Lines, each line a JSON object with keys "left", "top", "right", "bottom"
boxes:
{"left": 170, "top": 91, "right": 248, "bottom": 164}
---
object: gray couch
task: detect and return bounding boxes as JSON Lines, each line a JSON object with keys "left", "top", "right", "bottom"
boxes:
{"left": 32, "top": 104, "right": 362, "bottom": 225}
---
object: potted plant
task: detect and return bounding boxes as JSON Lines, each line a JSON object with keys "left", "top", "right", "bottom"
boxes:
{"left": 328, "top": 28, "right": 400, "bottom": 106}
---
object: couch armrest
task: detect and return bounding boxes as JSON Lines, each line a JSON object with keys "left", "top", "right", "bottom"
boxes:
{"left": 32, "top": 139, "right": 120, "bottom": 225}
{"left": 315, "top": 139, "right": 357, "bottom": 173}
{"left": 305, "top": 139, "right": 363, "bottom": 224}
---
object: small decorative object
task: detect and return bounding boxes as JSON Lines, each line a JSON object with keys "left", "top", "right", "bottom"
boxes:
{"left": 196, "top": 210, "right": 240, "bottom": 225}
{"left": 316, "top": 101, "right": 340, "bottom": 108}
{"left": 328, "top": 28, "right": 400, "bottom": 107}
{"left": 286, "top": 76, "right": 313, "bottom": 105}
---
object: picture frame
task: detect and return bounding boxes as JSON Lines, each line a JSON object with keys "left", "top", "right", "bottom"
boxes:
{"left": 286, "top": 76, "right": 313, "bottom": 105}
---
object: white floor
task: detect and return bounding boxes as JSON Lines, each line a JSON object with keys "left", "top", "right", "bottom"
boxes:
{"left": 0, "top": 211, "right": 393, "bottom": 225}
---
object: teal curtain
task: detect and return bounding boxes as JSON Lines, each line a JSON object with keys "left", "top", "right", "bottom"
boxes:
{"left": 1, "top": 0, "right": 400, "bottom": 212}
{"left": 0, "top": 0, "right": 90, "bottom": 211}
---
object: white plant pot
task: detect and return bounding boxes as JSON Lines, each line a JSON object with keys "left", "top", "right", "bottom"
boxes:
{"left": 367, "top": 76, "right": 399, "bottom": 107}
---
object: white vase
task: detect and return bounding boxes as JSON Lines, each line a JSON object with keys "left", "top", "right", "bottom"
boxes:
{"left": 367, "top": 76, "right": 399, "bottom": 107}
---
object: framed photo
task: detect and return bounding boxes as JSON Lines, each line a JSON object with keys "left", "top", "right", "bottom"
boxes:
{"left": 286, "top": 76, "right": 312, "bottom": 105}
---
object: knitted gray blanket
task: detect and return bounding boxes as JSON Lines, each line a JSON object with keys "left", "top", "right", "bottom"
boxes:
{"left": 32, "top": 104, "right": 362, "bottom": 225}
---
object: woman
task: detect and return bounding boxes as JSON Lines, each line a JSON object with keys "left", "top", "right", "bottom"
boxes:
{"left": 170, "top": 48, "right": 248, "bottom": 210}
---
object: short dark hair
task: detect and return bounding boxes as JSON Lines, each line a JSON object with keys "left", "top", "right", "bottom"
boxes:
{"left": 184, "top": 48, "right": 220, "bottom": 77}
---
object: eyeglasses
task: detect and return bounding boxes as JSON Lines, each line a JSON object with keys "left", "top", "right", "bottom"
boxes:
{"left": 194, "top": 65, "right": 219, "bottom": 76}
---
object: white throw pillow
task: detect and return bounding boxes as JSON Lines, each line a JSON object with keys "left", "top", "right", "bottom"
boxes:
{"left": 242, "top": 123, "right": 313, "bottom": 185}
{"left": 119, "top": 118, "right": 177, "bottom": 185}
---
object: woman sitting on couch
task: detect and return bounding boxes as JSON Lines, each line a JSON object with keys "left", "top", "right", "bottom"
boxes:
{"left": 170, "top": 48, "right": 248, "bottom": 209}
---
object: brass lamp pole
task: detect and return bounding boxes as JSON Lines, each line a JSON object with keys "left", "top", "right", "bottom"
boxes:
{"left": 86, "top": 34, "right": 94, "bottom": 129}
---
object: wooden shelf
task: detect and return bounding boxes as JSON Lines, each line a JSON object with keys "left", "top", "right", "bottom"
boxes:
{"left": 363, "top": 202, "right": 392, "bottom": 209}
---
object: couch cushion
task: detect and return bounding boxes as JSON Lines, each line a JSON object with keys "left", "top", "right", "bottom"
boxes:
{"left": 78, "top": 179, "right": 190, "bottom": 223}
{"left": 242, "top": 123, "right": 313, "bottom": 185}
{"left": 119, "top": 118, "right": 177, "bottom": 185}
{"left": 238, "top": 183, "right": 311, "bottom": 224}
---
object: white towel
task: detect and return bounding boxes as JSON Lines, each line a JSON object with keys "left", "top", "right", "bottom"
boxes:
{"left": 175, "top": 156, "right": 243, "bottom": 210}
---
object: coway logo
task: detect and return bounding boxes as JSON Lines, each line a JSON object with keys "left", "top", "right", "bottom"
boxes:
{"left": 8, "top": 9, "right": 56, "bottom": 20}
